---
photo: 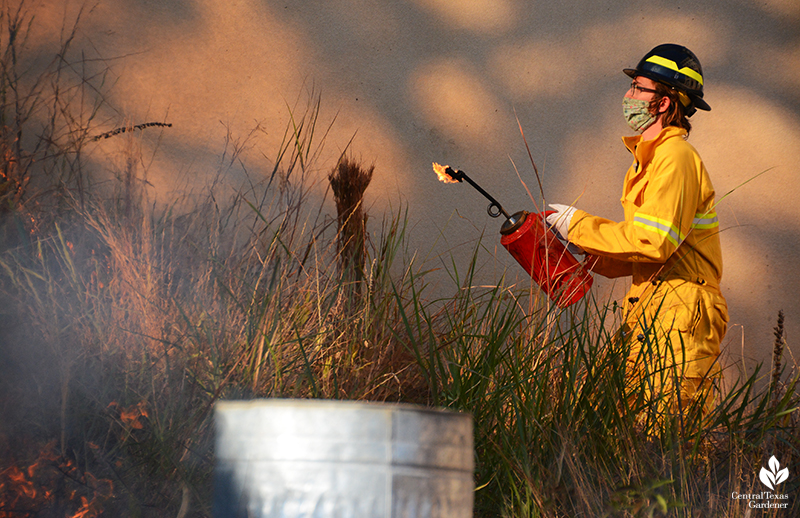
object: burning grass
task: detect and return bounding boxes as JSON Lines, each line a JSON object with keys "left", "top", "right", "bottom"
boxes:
{"left": 0, "top": 441, "right": 113, "bottom": 518}
{"left": 0, "top": 85, "right": 434, "bottom": 515}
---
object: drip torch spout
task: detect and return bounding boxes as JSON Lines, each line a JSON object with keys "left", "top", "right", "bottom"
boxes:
{"left": 443, "top": 166, "right": 511, "bottom": 220}
{"left": 433, "top": 162, "right": 592, "bottom": 307}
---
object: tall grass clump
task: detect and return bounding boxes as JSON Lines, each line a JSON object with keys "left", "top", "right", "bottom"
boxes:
{"left": 0, "top": 76, "right": 434, "bottom": 513}
{"left": 417, "top": 290, "right": 799, "bottom": 517}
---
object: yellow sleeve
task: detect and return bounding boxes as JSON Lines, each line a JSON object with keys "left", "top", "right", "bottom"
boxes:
{"left": 568, "top": 144, "right": 700, "bottom": 264}
{"left": 585, "top": 254, "right": 633, "bottom": 278}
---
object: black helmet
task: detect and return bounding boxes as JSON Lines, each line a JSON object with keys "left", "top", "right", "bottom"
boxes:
{"left": 624, "top": 44, "right": 710, "bottom": 114}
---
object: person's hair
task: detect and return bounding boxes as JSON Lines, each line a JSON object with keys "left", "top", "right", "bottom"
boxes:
{"left": 648, "top": 82, "right": 692, "bottom": 136}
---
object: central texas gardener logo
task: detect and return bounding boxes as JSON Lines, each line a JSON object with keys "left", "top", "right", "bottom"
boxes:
{"left": 760, "top": 456, "right": 789, "bottom": 490}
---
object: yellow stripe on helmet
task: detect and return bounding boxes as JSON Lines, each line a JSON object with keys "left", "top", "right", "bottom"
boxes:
{"left": 645, "top": 55, "right": 704, "bottom": 85}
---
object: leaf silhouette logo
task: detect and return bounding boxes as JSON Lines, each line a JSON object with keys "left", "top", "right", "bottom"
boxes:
{"left": 759, "top": 456, "right": 789, "bottom": 490}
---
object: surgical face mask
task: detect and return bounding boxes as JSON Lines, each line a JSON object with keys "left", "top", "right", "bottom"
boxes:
{"left": 622, "top": 97, "right": 656, "bottom": 132}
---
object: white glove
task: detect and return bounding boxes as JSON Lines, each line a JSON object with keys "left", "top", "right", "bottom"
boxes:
{"left": 545, "top": 203, "right": 578, "bottom": 241}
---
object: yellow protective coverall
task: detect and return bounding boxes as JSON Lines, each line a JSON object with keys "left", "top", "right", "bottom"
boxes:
{"left": 567, "top": 125, "right": 728, "bottom": 416}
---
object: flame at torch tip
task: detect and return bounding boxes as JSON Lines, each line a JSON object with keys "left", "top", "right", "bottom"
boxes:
{"left": 432, "top": 162, "right": 459, "bottom": 184}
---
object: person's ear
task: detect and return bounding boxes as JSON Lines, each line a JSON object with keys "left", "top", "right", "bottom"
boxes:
{"left": 657, "top": 95, "right": 671, "bottom": 114}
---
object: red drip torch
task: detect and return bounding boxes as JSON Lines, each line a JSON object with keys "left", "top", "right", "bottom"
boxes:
{"left": 433, "top": 163, "right": 593, "bottom": 307}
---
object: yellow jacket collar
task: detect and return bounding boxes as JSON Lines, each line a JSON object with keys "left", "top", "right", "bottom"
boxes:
{"left": 622, "top": 126, "right": 688, "bottom": 159}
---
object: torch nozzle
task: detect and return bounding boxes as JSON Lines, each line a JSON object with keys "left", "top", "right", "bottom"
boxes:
{"left": 450, "top": 167, "right": 510, "bottom": 220}
{"left": 443, "top": 166, "right": 464, "bottom": 182}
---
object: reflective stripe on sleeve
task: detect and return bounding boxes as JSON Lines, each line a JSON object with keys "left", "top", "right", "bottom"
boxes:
{"left": 691, "top": 211, "right": 719, "bottom": 229}
{"left": 633, "top": 213, "right": 684, "bottom": 247}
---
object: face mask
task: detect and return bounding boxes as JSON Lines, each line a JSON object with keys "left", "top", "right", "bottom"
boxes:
{"left": 622, "top": 97, "right": 656, "bottom": 132}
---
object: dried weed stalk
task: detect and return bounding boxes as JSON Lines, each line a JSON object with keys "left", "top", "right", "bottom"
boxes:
{"left": 328, "top": 155, "right": 373, "bottom": 284}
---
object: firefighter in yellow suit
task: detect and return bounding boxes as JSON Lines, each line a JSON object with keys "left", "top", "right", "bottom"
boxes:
{"left": 547, "top": 44, "right": 728, "bottom": 421}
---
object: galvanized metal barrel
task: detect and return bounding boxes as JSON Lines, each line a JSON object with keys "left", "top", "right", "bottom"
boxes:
{"left": 214, "top": 399, "right": 474, "bottom": 518}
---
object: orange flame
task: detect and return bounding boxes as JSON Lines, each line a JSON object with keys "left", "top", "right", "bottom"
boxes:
{"left": 5, "top": 465, "right": 37, "bottom": 499}
{"left": 69, "top": 495, "right": 103, "bottom": 518}
{"left": 432, "top": 162, "right": 459, "bottom": 184}
{"left": 0, "top": 441, "right": 113, "bottom": 518}
{"left": 119, "top": 401, "right": 148, "bottom": 429}
{"left": 70, "top": 496, "right": 91, "bottom": 518}
{"left": 110, "top": 400, "right": 149, "bottom": 430}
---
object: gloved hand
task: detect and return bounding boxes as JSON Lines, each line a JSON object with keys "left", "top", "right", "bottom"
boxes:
{"left": 545, "top": 203, "right": 578, "bottom": 241}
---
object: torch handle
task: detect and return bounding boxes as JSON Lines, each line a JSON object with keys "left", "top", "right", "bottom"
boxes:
{"left": 445, "top": 167, "right": 511, "bottom": 220}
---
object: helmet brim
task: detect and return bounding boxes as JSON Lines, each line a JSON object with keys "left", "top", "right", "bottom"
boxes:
{"left": 623, "top": 68, "right": 710, "bottom": 112}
